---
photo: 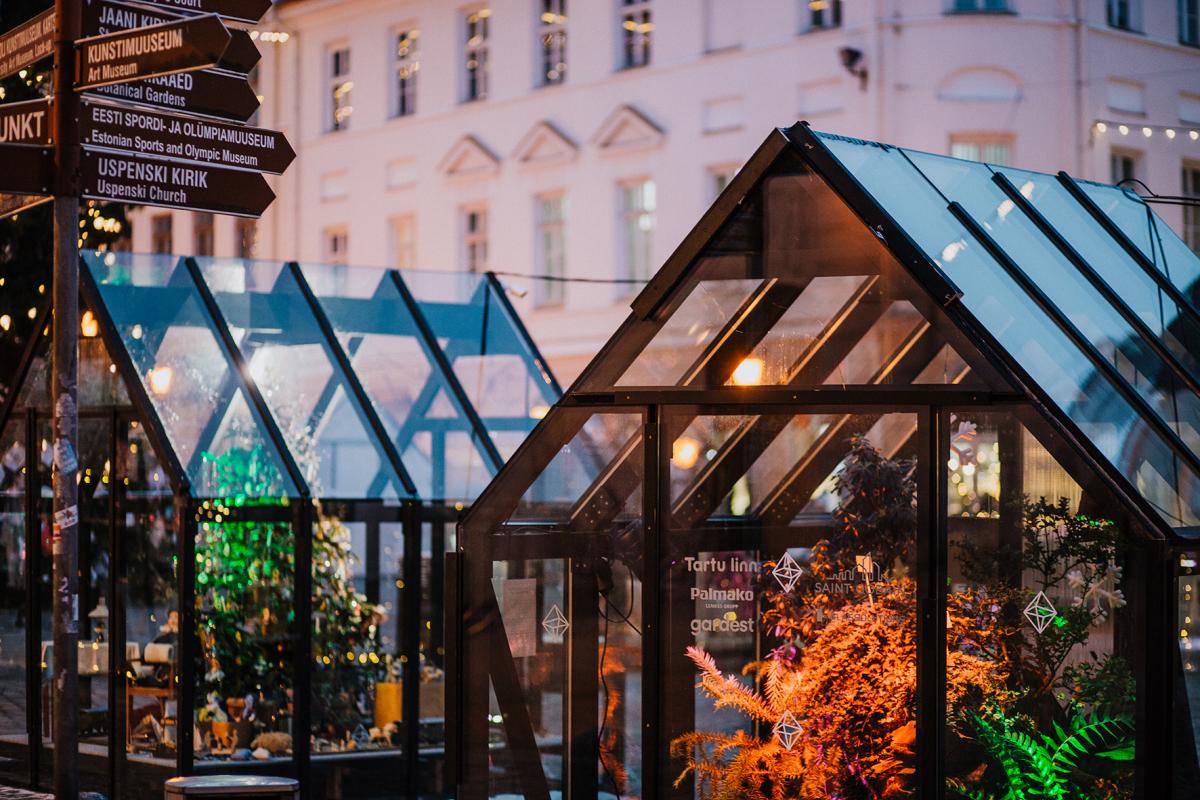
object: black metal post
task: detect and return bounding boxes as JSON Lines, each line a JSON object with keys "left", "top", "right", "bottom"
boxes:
{"left": 915, "top": 407, "right": 947, "bottom": 795}
{"left": 51, "top": 0, "right": 82, "bottom": 796}
{"left": 293, "top": 500, "right": 314, "bottom": 798}
{"left": 177, "top": 500, "right": 197, "bottom": 775}
{"left": 23, "top": 409, "right": 40, "bottom": 788}
{"left": 401, "top": 502, "right": 422, "bottom": 798}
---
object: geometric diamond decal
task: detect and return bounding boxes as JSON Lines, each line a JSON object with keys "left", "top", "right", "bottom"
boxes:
{"left": 1023, "top": 590, "right": 1057, "bottom": 634}
{"left": 772, "top": 552, "right": 804, "bottom": 594}
{"left": 774, "top": 710, "right": 803, "bottom": 751}
{"left": 542, "top": 603, "right": 569, "bottom": 638}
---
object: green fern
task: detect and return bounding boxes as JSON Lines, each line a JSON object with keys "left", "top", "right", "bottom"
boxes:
{"left": 950, "top": 704, "right": 1133, "bottom": 800}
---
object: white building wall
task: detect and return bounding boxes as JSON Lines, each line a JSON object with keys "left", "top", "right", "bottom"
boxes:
{"left": 131, "top": 0, "right": 1200, "bottom": 383}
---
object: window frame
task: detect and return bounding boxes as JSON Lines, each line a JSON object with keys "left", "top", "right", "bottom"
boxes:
{"left": 392, "top": 25, "right": 420, "bottom": 118}
{"left": 150, "top": 213, "right": 173, "bottom": 255}
{"left": 236, "top": 218, "right": 257, "bottom": 259}
{"left": 392, "top": 213, "right": 417, "bottom": 270}
{"left": 463, "top": 6, "right": 491, "bottom": 102}
{"left": 948, "top": 132, "right": 1014, "bottom": 166}
{"left": 324, "top": 226, "right": 350, "bottom": 265}
{"left": 802, "top": 0, "right": 843, "bottom": 32}
{"left": 1182, "top": 0, "right": 1200, "bottom": 47}
{"left": 1183, "top": 160, "right": 1200, "bottom": 255}
{"left": 327, "top": 43, "right": 353, "bottom": 133}
{"left": 538, "top": 0, "right": 568, "bottom": 86}
{"left": 1109, "top": 148, "right": 1141, "bottom": 186}
{"left": 618, "top": 177, "right": 656, "bottom": 287}
{"left": 193, "top": 212, "right": 215, "bottom": 257}
{"left": 534, "top": 193, "right": 567, "bottom": 307}
{"left": 1106, "top": 0, "right": 1143, "bottom": 33}
{"left": 619, "top": 0, "right": 653, "bottom": 70}
{"left": 461, "top": 204, "right": 489, "bottom": 273}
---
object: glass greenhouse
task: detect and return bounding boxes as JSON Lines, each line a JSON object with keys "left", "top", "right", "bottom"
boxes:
{"left": 0, "top": 254, "right": 559, "bottom": 799}
{"left": 452, "top": 124, "right": 1200, "bottom": 800}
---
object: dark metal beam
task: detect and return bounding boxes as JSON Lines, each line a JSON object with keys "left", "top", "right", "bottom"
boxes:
{"left": 0, "top": 299, "right": 50, "bottom": 434}
{"left": 484, "top": 271, "right": 562, "bottom": 400}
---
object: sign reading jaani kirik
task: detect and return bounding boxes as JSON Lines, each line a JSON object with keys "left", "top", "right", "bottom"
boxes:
{"left": 75, "top": 14, "right": 230, "bottom": 90}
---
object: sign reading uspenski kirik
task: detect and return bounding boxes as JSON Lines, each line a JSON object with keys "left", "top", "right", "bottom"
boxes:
{"left": 75, "top": 14, "right": 231, "bottom": 91}
{"left": 0, "top": 9, "right": 54, "bottom": 82}
{"left": 137, "top": 0, "right": 272, "bottom": 25}
{"left": 0, "top": 98, "right": 52, "bottom": 145}
{"left": 81, "top": 149, "right": 276, "bottom": 217}
{"left": 83, "top": 0, "right": 261, "bottom": 74}
{"left": 82, "top": 100, "right": 295, "bottom": 174}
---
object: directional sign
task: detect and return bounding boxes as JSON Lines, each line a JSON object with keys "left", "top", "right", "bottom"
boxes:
{"left": 85, "top": 68, "right": 259, "bottom": 122}
{"left": 0, "top": 144, "right": 53, "bottom": 196}
{"left": 81, "top": 149, "right": 275, "bottom": 217}
{"left": 84, "top": 0, "right": 261, "bottom": 74}
{"left": 0, "top": 9, "right": 54, "bottom": 82}
{"left": 75, "top": 14, "right": 231, "bottom": 91}
{"left": 0, "top": 98, "right": 52, "bottom": 145}
{"left": 0, "top": 193, "right": 51, "bottom": 221}
{"left": 82, "top": 99, "right": 294, "bottom": 174}
{"left": 138, "top": 0, "right": 273, "bottom": 25}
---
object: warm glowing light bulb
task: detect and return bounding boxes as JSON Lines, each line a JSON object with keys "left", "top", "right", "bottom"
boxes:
{"left": 1142, "top": 126, "right": 1153, "bottom": 138}
{"left": 0, "top": 315, "right": 9, "bottom": 332}
{"left": 528, "top": 404, "right": 550, "bottom": 420}
{"left": 80, "top": 310, "right": 98, "bottom": 338}
{"left": 1095, "top": 122, "right": 1107, "bottom": 133}
{"left": 148, "top": 367, "right": 173, "bottom": 395}
{"left": 672, "top": 436, "right": 702, "bottom": 470}
{"left": 1166, "top": 129, "right": 1176, "bottom": 139}
{"left": 1117, "top": 125, "right": 1129, "bottom": 136}
{"left": 732, "top": 357, "right": 764, "bottom": 386}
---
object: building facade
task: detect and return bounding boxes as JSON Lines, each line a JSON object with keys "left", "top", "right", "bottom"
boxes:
{"left": 130, "top": 0, "right": 1200, "bottom": 382}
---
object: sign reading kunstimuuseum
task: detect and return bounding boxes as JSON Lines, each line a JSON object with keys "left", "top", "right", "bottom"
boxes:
{"left": 81, "top": 149, "right": 275, "bottom": 217}
{"left": 82, "top": 99, "right": 295, "bottom": 174}
{"left": 83, "top": 0, "right": 261, "bottom": 74}
{"left": 0, "top": 9, "right": 54, "bottom": 82}
{"left": 75, "top": 14, "right": 230, "bottom": 90}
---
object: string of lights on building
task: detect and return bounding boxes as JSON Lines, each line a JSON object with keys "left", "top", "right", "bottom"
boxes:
{"left": 1093, "top": 119, "right": 1200, "bottom": 141}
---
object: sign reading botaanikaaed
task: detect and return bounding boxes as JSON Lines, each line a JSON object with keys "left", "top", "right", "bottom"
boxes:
{"left": 85, "top": 69, "right": 260, "bottom": 121}
{"left": 0, "top": 9, "right": 54, "bottom": 82}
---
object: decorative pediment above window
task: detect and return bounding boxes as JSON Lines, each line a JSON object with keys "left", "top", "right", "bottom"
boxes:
{"left": 439, "top": 135, "right": 501, "bottom": 179}
{"left": 512, "top": 121, "right": 578, "bottom": 169}
{"left": 592, "top": 104, "right": 665, "bottom": 155}
{"left": 937, "top": 67, "right": 1023, "bottom": 103}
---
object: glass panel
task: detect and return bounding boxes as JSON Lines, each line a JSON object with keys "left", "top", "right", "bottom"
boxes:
{"left": 0, "top": 419, "right": 28, "bottom": 778}
{"left": 195, "top": 258, "right": 404, "bottom": 500}
{"left": 999, "top": 167, "right": 1200, "bottom": 384}
{"left": 121, "top": 420, "right": 179, "bottom": 778}
{"left": 604, "top": 149, "right": 1002, "bottom": 393}
{"left": 945, "top": 410, "right": 1137, "bottom": 800}
{"left": 83, "top": 252, "right": 299, "bottom": 500}
{"left": 0, "top": 263, "right": 45, "bottom": 413}
{"left": 1076, "top": 181, "right": 1200, "bottom": 303}
{"left": 820, "top": 134, "right": 1200, "bottom": 532}
{"left": 907, "top": 150, "right": 1200, "bottom": 453}
{"left": 666, "top": 412, "right": 919, "bottom": 799}
{"left": 1178, "top": 551, "right": 1200, "bottom": 790}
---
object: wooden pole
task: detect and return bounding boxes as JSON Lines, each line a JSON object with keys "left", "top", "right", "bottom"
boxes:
{"left": 51, "top": 0, "right": 81, "bottom": 797}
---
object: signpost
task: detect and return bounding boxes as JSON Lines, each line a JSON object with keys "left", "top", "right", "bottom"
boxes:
{"left": 0, "top": 8, "right": 54, "bottom": 81}
{"left": 83, "top": 0, "right": 261, "bottom": 74}
{"left": 0, "top": 97, "right": 52, "bottom": 144}
{"left": 75, "top": 13, "right": 230, "bottom": 90}
{"left": 0, "top": 0, "right": 288, "bottom": 796}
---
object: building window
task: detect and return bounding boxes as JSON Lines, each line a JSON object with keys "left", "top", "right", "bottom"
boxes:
{"left": 1183, "top": 163, "right": 1200, "bottom": 255}
{"left": 394, "top": 28, "right": 419, "bottom": 117}
{"left": 193, "top": 213, "right": 214, "bottom": 257}
{"left": 708, "top": 164, "right": 739, "bottom": 202}
{"left": 619, "top": 179, "right": 656, "bottom": 284}
{"left": 620, "top": 0, "right": 653, "bottom": 69}
{"left": 1110, "top": 150, "right": 1139, "bottom": 185}
{"left": 325, "top": 227, "right": 349, "bottom": 265}
{"left": 949, "top": 135, "right": 1012, "bottom": 165}
{"left": 151, "top": 214, "right": 172, "bottom": 254}
{"left": 392, "top": 214, "right": 416, "bottom": 269}
{"left": 1183, "top": 0, "right": 1200, "bottom": 46}
{"left": 804, "top": 0, "right": 842, "bottom": 31}
{"left": 539, "top": 1, "right": 567, "bottom": 85}
{"left": 949, "top": 0, "right": 1009, "bottom": 12}
{"left": 464, "top": 8, "right": 491, "bottom": 102}
{"left": 704, "top": 0, "right": 741, "bottom": 51}
{"left": 535, "top": 195, "right": 566, "bottom": 307}
{"left": 328, "top": 46, "right": 353, "bottom": 132}
{"left": 462, "top": 206, "right": 488, "bottom": 272}
{"left": 1106, "top": 0, "right": 1142, "bottom": 31}
{"left": 236, "top": 219, "right": 257, "bottom": 259}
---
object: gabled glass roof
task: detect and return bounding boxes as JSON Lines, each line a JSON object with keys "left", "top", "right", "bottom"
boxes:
{"left": 22, "top": 252, "right": 563, "bottom": 503}
{"left": 463, "top": 126, "right": 1199, "bottom": 542}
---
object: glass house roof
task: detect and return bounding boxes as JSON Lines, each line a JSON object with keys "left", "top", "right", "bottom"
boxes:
{"left": 3, "top": 252, "right": 559, "bottom": 503}
{"left": 464, "top": 125, "right": 1200, "bottom": 542}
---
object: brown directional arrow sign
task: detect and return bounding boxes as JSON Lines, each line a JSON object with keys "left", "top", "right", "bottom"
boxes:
{"left": 81, "top": 149, "right": 275, "bottom": 217}
{"left": 82, "top": 99, "right": 295, "bottom": 174}
{"left": 0, "top": 143, "right": 53, "bottom": 196}
{"left": 85, "top": 68, "right": 259, "bottom": 122}
{"left": 138, "top": 0, "right": 273, "bottom": 25}
{"left": 0, "top": 9, "right": 54, "bottom": 82}
{"left": 0, "top": 98, "right": 52, "bottom": 145}
{"left": 0, "top": 193, "right": 51, "bottom": 221}
{"left": 75, "top": 13, "right": 231, "bottom": 91}
{"left": 84, "top": 0, "right": 261, "bottom": 74}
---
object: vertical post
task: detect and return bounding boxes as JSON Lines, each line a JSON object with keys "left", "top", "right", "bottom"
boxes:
{"left": 293, "top": 500, "right": 314, "bottom": 797}
{"left": 51, "top": 1, "right": 82, "bottom": 798}
{"left": 23, "top": 410, "right": 40, "bottom": 787}
{"left": 401, "top": 502, "right": 422, "bottom": 798}
{"left": 915, "top": 407, "right": 947, "bottom": 796}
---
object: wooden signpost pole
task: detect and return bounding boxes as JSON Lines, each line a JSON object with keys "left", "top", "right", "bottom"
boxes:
{"left": 51, "top": 0, "right": 81, "bottom": 795}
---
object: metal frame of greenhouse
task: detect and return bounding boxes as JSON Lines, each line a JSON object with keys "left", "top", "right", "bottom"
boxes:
{"left": 0, "top": 255, "right": 560, "bottom": 800}
{"left": 450, "top": 123, "right": 1200, "bottom": 800}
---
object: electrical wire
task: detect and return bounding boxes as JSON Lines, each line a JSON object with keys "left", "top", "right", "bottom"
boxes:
{"left": 596, "top": 562, "right": 640, "bottom": 798}
{"left": 490, "top": 269, "right": 649, "bottom": 285}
